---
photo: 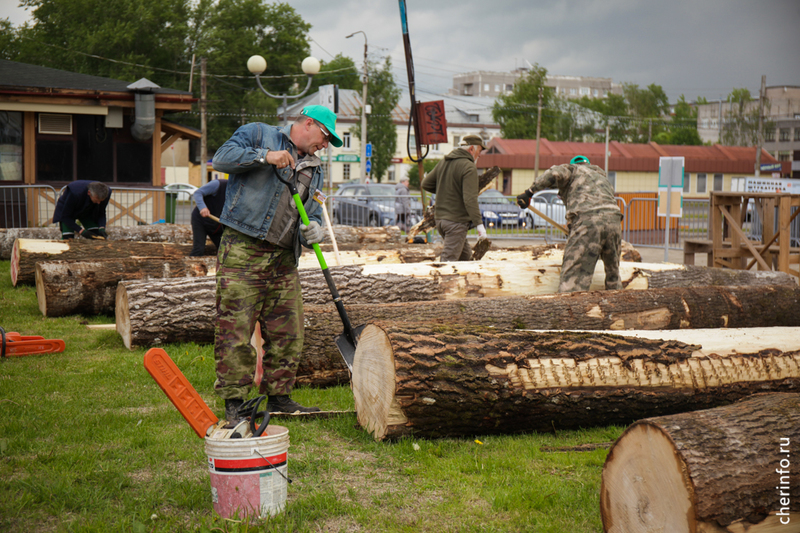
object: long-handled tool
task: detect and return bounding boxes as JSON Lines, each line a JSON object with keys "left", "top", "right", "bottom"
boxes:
{"left": 275, "top": 174, "right": 362, "bottom": 373}
{"left": 0, "top": 327, "right": 65, "bottom": 357}
{"left": 526, "top": 205, "right": 568, "bottom": 234}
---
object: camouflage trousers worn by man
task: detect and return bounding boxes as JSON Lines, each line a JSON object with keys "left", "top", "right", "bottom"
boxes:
{"left": 558, "top": 210, "right": 623, "bottom": 293}
{"left": 214, "top": 228, "right": 304, "bottom": 401}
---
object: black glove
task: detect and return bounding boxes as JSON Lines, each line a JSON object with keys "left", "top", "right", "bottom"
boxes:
{"left": 81, "top": 228, "right": 103, "bottom": 239}
{"left": 516, "top": 190, "right": 533, "bottom": 209}
{"left": 97, "top": 228, "right": 108, "bottom": 239}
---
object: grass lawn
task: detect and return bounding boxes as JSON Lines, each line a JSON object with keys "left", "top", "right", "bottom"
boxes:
{"left": 0, "top": 259, "right": 623, "bottom": 532}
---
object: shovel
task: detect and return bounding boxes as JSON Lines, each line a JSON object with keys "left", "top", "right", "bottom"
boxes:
{"left": 275, "top": 173, "right": 363, "bottom": 373}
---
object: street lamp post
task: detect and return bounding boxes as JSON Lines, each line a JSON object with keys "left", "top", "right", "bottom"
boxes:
{"left": 247, "top": 55, "right": 321, "bottom": 126}
{"left": 346, "top": 31, "right": 368, "bottom": 183}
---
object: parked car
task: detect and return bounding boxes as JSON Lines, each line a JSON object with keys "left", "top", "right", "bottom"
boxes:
{"left": 331, "top": 183, "right": 423, "bottom": 227}
{"left": 525, "top": 189, "right": 567, "bottom": 228}
{"left": 164, "top": 182, "right": 198, "bottom": 202}
{"left": 478, "top": 189, "right": 528, "bottom": 229}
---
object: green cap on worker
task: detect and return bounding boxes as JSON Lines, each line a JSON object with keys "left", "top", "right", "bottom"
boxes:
{"left": 570, "top": 155, "right": 590, "bottom": 165}
{"left": 301, "top": 105, "right": 343, "bottom": 148}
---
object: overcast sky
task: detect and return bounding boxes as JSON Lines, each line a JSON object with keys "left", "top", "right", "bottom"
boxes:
{"left": 3, "top": 0, "right": 799, "bottom": 103}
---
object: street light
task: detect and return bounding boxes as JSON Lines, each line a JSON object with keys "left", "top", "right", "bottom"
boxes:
{"left": 346, "top": 31, "right": 369, "bottom": 183}
{"left": 247, "top": 54, "right": 321, "bottom": 126}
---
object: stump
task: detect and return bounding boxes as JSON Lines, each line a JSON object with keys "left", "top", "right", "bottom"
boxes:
{"left": 350, "top": 324, "right": 800, "bottom": 440}
{"left": 601, "top": 393, "right": 800, "bottom": 532}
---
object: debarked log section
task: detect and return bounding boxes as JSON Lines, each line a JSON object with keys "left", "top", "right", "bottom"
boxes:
{"left": 10, "top": 238, "right": 204, "bottom": 286}
{"left": 601, "top": 392, "right": 800, "bottom": 533}
{"left": 36, "top": 257, "right": 217, "bottom": 317}
{"left": 350, "top": 324, "right": 800, "bottom": 440}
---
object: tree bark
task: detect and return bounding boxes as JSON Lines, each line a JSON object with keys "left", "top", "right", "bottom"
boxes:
{"left": 350, "top": 323, "right": 800, "bottom": 440}
{"left": 35, "top": 257, "right": 216, "bottom": 317}
{"left": 10, "top": 238, "right": 204, "bottom": 286}
{"left": 300, "top": 284, "right": 800, "bottom": 385}
{"left": 601, "top": 393, "right": 800, "bottom": 532}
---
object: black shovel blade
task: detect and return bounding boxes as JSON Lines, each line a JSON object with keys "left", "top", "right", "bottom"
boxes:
{"left": 335, "top": 324, "right": 366, "bottom": 373}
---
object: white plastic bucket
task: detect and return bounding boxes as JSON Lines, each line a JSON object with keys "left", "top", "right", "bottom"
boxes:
{"left": 204, "top": 424, "right": 290, "bottom": 519}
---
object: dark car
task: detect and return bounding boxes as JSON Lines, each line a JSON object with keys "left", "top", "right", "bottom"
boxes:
{"left": 331, "top": 183, "right": 423, "bottom": 227}
{"left": 478, "top": 189, "right": 528, "bottom": 229}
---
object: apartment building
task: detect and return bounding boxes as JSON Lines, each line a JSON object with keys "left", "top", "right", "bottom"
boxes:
{"left": 448, "top": 69, "right": 623, "bottom": 100}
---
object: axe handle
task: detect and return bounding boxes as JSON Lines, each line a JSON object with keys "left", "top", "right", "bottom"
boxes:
{"left": 527, "top": 205, "right": 568, "bottom": 234}
{"left": 207, "top": 214, "right": 220, "bottom": 223}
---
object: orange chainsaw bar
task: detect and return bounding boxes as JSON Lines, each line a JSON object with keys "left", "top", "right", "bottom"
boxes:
{"left": 143, "top": 347, "right": 219, "bottom": 439}
{"left": 1, "top": 332, "right": 65, "bottom": 357}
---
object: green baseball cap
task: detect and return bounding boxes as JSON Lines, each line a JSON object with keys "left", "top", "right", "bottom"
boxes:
{"left": 301, "top": 105, "right": 343, "bottom": 147}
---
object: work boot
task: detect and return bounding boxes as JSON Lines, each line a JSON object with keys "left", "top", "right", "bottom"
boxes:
{"left": 267, "top": 395, "right": 320, "bottom": 414}
{"left": 224, "top": 398, "right": 244, "bottom": 425}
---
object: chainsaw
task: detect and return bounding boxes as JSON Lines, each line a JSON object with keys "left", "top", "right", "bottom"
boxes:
{"left": 0, "top": 327, "right": 65, "bottom": 357}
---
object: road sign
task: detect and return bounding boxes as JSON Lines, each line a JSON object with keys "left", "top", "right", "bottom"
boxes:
{"left": 365, "top": 160, "right": 372, "bottom": 174}
{"left": 760, "top": 163, "right": 782, "bottom": 172}
{"left": 365, "top": 143, "right": 373, "bottom": 158}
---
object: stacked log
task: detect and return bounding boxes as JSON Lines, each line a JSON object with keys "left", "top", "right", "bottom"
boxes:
{"left": 600, "top": 393, "right": 800, "bottom": 532}
{"left": 349, "top": 323, "right": 800, "bottom": 440}
{"left": 35, "top": 257, "right": 217, "bottom": 317}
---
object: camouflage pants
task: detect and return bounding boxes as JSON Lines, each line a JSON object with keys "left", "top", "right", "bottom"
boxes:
{"left": 559, "top": 211, "right": 623, "bottom": 293}
{"left": 436, "top": 219, "right": 472, "bottom": 261}
{"left": 214, "top": 228, "right": 304, "bottom": 400}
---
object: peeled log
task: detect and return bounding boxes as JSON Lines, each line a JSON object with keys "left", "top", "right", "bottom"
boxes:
{"left": 351, "top": 324, "right": 800, "bottom": 440}
{"left": 36, "top": 257, "right": 216, "bottom": 317}
{"left": 11, "top": 238, "right": 202, "bottom": 286}
{"left": 601, "top": 393, "right": 800, "bottom": 532}
{"left": 301, "top": 284, "right": 800, "bottom": 385}
{"left": 115, "top": 260, "right": 798, "bottom": 352}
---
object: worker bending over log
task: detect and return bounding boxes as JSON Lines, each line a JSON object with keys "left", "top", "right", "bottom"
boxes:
{"left": 53, "top": 180, "right": 110, "bottom": 240}
{"left": 517, "top": 155, "right": 622, "bottom": 292}
{"left": 189, "top": 178, "right": 227, "bottom": 256}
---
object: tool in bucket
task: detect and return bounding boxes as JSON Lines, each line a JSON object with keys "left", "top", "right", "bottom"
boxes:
{"left": 0, "top": 326, "right": 66, "bottom": 357}
{"left": 143, "top": 347, "right": 270, "bottom": 439}
{"left": 274, "top": 171, "right": 363, "bottom": 373}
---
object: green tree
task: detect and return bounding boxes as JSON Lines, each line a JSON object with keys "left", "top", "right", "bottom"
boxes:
{"left": 405, "top": 158, "right": 440, "bottom": 189}
{"left": 311, "top": 54, "right": 360, "bottom": 92}
{"left": 350, "top": 56, "right": 400, "bottom": 183}
{"left": 719, "top": 87, "right": 773, "bottom": 147}
{"left": 575, "top": 93, "right": 630, "bottom": 142}
{"left": 622, "top": 83, "right": 670, "bottom": 142}
{"left": 492, "top": 64, "right": 557, "bottom": 139}
{"left": 666, "top": 95, "right": 702, "bottom": 145}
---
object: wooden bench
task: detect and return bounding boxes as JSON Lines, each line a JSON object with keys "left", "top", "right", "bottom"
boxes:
{"left": 683, "top": 239, "right": 712, "bottom": 266}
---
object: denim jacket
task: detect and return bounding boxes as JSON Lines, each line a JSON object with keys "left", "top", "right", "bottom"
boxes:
{"left": 212, "top": 122, "right": 324, "bottom": 265}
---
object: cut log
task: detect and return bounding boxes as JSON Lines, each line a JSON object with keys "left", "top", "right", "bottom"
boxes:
{"left": 320, "top": 225, "right": 403, "bottom": 245}
{"left": 601, "top": 393, "right": 800, "bottom": 532}
{"left": 35, "top": 257, "right": 217, "bottom": 317}
{"left": 10, "top": 238, "right": 207, "bottom": 286}
{"left": 115, "top": 260, "right": 798, "bottom": 352}
{"left": 350, "top": 324, "right": 800, "bottom": 440}
{"left": 300, "top": 284, "right": 800, "bottom": 386}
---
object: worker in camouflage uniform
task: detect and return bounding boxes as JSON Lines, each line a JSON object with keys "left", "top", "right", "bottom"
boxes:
{"left": 516, "top": 156, "right": 622, "bottom": 292}
{"left": 211, "top": 105, "right": 343, "bottom": 422}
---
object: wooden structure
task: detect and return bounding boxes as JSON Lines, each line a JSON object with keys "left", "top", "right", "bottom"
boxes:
{"left": 710, "top": 191, "right": 800, "bottom": 280}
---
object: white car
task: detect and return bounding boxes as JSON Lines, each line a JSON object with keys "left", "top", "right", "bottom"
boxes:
{"left": 526, "top": 190, "right": 567, "bottom": 228}
{"left": 164, "top": 183, "right": 199, "bottom": 202}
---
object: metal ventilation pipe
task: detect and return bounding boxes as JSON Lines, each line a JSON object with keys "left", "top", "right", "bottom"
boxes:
{"left": 127, "top": 78, "right": 160, "bottom": 142}
{"left": 131, "top": 92, "right": 155, "bottom": 142}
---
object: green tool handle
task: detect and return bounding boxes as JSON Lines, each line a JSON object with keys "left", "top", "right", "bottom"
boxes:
{"left": 289, "top": 190, "right": 358, "bottom": 344}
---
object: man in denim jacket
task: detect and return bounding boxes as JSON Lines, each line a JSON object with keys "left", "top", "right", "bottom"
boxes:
{"left": 212, "top": 105, "right": 342, "bottom": 421}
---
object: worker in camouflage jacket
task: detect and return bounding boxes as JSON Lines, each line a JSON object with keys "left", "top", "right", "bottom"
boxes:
{"left": 516, "top": 156, "right": 622, "bottom": 292}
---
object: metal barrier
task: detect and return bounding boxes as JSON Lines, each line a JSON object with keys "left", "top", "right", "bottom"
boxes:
{"left": 0, "top": 185, "right": 59, "bottom": 228}
{"left": 0, "top": 184, "right": 197, "bottom": 229}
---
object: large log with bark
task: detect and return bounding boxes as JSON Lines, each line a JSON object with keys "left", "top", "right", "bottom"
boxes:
{"left": 115, "top": 260, "right": 798, "bottom": 351}
{"left": 0, "top": 225, "right": 200, "bottom": 259}
{"left": 350, "top": 324, "right": 800, "bottom": 440}
{"left": 601, "top": 393, "right": 800, "bottom": 532}
{"left": 35, "top": 257, "right": 217, "bottom": 317}
{"left": 10, "top": 238, "right": 205, "bottom": 286}
{"left": 299, "top": 284, "right": 800, "bottom": 385}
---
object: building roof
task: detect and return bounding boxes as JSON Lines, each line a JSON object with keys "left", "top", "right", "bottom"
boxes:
{"left": 480, "top": 138, "right": 789, "bottom": 175}
{"left": 0, "top": 59, "right": 194, "bottom": 107}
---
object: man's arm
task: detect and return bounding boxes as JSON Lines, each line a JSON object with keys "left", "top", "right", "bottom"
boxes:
{"left": 192, "top": 180, "right": 222, "bottom": 212}
{"left": 516, "top": 166, "right": 560, "bottom": 208}
{"left": 421, "top": 165, "right": 439, "bottom": 194}
{"left": 461, "top": 164, "right": 483, "bottom": 228}
{"left": 53, "top": 189, "right": 82, "bottom": 233}
{"left": 212, "top": 123, "right": 270, "bottom": 174}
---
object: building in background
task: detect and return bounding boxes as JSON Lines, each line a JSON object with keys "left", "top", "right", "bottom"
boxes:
{"left": 448, "top": 69, "right": 623, "bottom": 100}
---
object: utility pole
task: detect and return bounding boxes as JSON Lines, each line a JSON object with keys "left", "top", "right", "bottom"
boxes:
{"left": 604, "top": 122, "right": 610, "bottom": 175}
{"left": 754, "top": 75, "right": 766, "bottom": 178}
{"left": 347, "top": 31, "right": 369, "bottom": 183}
{"left": 534, "top": 85, "right": 542, "bottom": 178}
{"left": 200, "top": 57, "right": 207, "bottom": 185}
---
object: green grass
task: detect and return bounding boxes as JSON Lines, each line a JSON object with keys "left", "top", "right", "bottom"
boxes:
{"left": 0, "top": 259, "right": 622, "bottom": 532}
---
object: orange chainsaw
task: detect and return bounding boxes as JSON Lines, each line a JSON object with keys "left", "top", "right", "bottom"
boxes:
{"left": 0, "top": 327, "right": 66, "bottom": 357}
